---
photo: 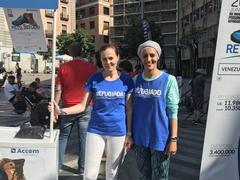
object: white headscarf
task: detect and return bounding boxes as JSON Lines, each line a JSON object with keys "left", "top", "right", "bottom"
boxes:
{"left": 137, "top": 40, "right": 162, "bottom": 58}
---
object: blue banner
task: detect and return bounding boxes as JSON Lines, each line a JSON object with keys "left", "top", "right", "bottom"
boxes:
{"left": 0, "top": 0, "right": 58, "bottom": 9}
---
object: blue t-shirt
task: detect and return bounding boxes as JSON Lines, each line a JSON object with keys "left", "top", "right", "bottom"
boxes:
{"left": 85, "top": 72, "right": 134, "bottom": 136}
{"left": 133, "top": 72, "right": 179, "bottom": 151}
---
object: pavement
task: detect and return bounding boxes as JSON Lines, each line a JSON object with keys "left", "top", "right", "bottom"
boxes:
{"left": 0, "top": 73, "right": 210, "bottom": 180}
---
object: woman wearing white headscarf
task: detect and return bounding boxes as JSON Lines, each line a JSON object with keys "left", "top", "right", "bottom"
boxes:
{"left": 132, "top": 40, "right": 179, "bottom": 180}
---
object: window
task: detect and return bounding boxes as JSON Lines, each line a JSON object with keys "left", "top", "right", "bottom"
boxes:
{"left": 12, "top": 53, "right": 20, "bottom": 62}
{"left": 80, "top": 23, "right": 85, "bottom": 28}
{"left": 90, "top": 21, "right": 95, "bottom": 29}
{"left": 80, "top": 9, "right": 86, "bottom": 18}
{"left": 47, "top": 39, "right": 53, "bottom": 48}
{"left": 89, "top": 6, "right": 95, "bottom": 16}
{"left": 62, "top": 24, "right": 67, "bottom": 33}
{"left": 103, "top": 36, "right": 109, "bottom": 43}
{"left": 62, "top": 6, "right": 67, "bottom": 14}
{"left": 104, "top": 7, "right": 109, "bottom": 15}
{"left": 47, "top": 22, "right": 53, "bottom": 30}
{"left": 103, "top": 21, "right": 109, "bottom": 30}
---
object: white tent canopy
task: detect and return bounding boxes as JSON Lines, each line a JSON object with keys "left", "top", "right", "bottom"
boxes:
{"left": 56, "top": 54, "right": 73, "bottom": 61}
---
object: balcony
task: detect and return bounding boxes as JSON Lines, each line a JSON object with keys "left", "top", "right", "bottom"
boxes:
{"left": 60, "top": 13, "right": 69, "bottom": 21}
{"left": 45, "top": 10, "right": 54, "bottom": 18}
{"left": 60, "top": 0, "right": 69, "bottom": 4}
{"left": 45, "top": 30, "right": 53, "bottom": 38}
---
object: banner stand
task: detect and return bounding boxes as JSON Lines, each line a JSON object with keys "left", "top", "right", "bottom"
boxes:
{"left": 50, "top": 9, "right": 57, "bottom": 142}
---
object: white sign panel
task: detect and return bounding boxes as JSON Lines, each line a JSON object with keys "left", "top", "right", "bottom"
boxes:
{"left": 200, "top": 0, "right": 240, "bottom": 179}
{"left": 4, "top": 9, "right": 47, "bottom": 52}
{"left": 0, "top": 127, "right": 59, "bottom": 180}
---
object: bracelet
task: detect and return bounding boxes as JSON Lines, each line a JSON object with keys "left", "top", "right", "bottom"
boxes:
{"left": 170, "top": 136, "right": 178, "bottom": 142}
{"left": 127, "top": 132, "right": 132, "bottom": 136}
{"left": 59, "top": 108, "right": 67, "bottom": 115}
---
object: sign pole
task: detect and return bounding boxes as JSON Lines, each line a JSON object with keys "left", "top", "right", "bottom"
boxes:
{"left": 50, "top": 9, "right": 57, "bottom": 142}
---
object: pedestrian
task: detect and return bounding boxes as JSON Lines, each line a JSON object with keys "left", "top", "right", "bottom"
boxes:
{"left": 50, "top": 44, "right": 134, "bottom": 179}
{"left": 132, "top": 40, "right": 179, "bottom": 180}
{"left": 93, "top": 50, "right": 103, "bottom": 72}
{"left": 190, "top": 68, "right": 206, "bottom": 124}
{"left": 54, "top": 42, "right": 96, "bottom": 174}
{"left": 118, "top": 60, "right": 135, "bottom": 77}
{"left": 4, "top": 75, "right": 26, "bottom": 114}
{"left": 15, "top": 63, "right": 22, "bottom": 76}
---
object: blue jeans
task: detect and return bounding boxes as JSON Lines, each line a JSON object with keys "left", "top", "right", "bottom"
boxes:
{"left": 59, "top": 106, "right": 92, "bottom": 171}
{"left": 133, "top": 145, "right": 170, "bottom": 180}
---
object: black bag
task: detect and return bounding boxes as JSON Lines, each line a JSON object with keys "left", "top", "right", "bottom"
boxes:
{"left": 117, "top": 148, "right": 142, "bottom": 180}
{"left": 30, "top": 101, "right": 50, "bottom": 127}
{"left": 15, "top": 124, "right": 45, "bottom": 139}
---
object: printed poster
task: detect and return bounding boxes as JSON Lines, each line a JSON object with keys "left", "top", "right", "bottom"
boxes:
{"left": 4, "top": 8, "right": 47, "bottom": 52}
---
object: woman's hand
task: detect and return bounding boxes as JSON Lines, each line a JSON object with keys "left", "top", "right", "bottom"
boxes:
{"left": 124, "top": 135, "right": 133, "bottom": 151}
{"left": 165, "top": 141, "right": 177, "bottom": 156}
{"left": 48, "top": 101, "right": 60, "bottom": 122}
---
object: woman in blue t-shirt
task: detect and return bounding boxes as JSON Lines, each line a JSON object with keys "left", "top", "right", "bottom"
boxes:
{"left": 133, "top": 40, "right": 179, "bottom": 180}
{"left": 50, "top": 44, "right": 134, "bottom": 180}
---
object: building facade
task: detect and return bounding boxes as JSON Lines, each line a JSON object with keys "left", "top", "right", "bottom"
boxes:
{"left": 111, "top": 0, "right": 178, "bottom": 71}
{"left": 0, "top": 0, "right": 76, "bottom": 73}
{"left": 40, "top": 0, "right": 76, "bottom": 49}
{"left": 179, "top": 0, "right": 221, "bottom": 77}
{"left": 76, "top": 0, "right": 113, "bottom": 51}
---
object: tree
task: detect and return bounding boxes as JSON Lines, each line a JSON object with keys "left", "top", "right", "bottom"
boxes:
{"left": 57, "top": 28, "right": 94, "bottom": 57}
{"left": 121, "top": 18, "right": 162, "bottom": 58}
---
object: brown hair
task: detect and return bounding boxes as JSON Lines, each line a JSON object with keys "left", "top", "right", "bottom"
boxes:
{"left": 99, "top": 44, "right": 120, "bottom": 57}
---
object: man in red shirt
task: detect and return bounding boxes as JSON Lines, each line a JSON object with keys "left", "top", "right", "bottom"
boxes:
{"left": 55, "top": 42, "right": 96, "bottom": 174}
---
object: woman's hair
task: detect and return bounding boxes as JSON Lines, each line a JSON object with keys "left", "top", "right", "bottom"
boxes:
{"left": 99, "top": 44, "right": 120, "bottom": 57}
{"left": 94, "top": 51, "right": 103, "bottom": 68}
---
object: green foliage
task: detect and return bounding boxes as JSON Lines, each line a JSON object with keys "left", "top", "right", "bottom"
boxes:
{"left": 121, "top": 18, "right": 162, "bottom": 58}
{"left": 57, "top": 28, "right": 93, "bottom": 57}
{"left": 38, "top": 47, "right": 52, "bottom": 59}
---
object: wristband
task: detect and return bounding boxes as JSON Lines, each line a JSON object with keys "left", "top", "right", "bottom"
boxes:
{"left": 127, "top": 132, "right": 132, "bottom": 136}
{"left": 170, "top": 136, "right": 178, "bottom": 142}
{"left": 59, "top": 108, "right": 67, "bottom": 115}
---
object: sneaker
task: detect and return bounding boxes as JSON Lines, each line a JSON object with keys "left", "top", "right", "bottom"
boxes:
{"left": 12, "top": 15, "right": 28, "bottom": 26}
{"left": 78, "top": 168, "right": 84, "bottom": 175}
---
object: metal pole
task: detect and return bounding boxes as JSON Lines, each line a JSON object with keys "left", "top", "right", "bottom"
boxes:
{"left": 50, "top": 9, "right": 57, "bottom": 142}
{"left": 141, "top": 0, "right": 144, "bottom": 19}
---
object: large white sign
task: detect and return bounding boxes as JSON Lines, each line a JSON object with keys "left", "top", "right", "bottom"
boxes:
{"left": 0, "top": 127, "right": 59, "bottom": 180}
{"left": 200, "top": 0, "right": 240, "bottom": 179}
{"left": 4, "top": 9, "right": 47, "bottom": 52}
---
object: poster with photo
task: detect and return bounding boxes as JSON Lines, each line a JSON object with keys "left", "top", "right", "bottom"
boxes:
{"left": 4, "top": 8, "right": 47, "bottom": 52}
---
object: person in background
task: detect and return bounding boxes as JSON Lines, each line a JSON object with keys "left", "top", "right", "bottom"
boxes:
{"left": 190, "top": 68, "right": 206, "bottom": 124}
{"left": 16, "top": 74, "right": 23, "bottom": 91}
{"left": 133, "top": 40, "right": 179, "bottom": 180}
{"left": 15, "top": 63, "right": 22, "bottom": 77}
{"left": 49, "top": 44, "right": 134, "bottom": 180}
{"left": 0, "top": 67, "right": 7, "bottom": 88}
{"left": 93, "top": 50, "right": 103, "bottom": 72}
{"left": 4, "top": 75, "right": 26, "bottom": 114}
{"left": 55, "top": 42, "right": 96, "bottom": 174}
{"left": 118, "top": 60, "right": 135, "bottom": 77}
{"left": 35, "top": 77, "right": 47, "bottom": 96}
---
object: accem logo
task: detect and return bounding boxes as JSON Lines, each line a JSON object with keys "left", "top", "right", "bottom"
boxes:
{"left": 11, "top": 148, "right": 40, "bottom": 154}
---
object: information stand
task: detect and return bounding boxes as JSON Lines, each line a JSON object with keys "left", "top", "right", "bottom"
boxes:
{"left": 0, "top": 127, "right": 59, "bottom": 180}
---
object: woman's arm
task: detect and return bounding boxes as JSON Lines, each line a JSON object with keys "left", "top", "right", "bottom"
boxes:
{"left": 124, "top": 93, "right": 133, "bottom": 150}
{"left": 51, "top": 92, "right": 92, "bottom": 115}
{"left": 126, "top": 93, "right": 132, "bottom": 134}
